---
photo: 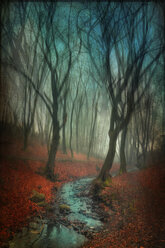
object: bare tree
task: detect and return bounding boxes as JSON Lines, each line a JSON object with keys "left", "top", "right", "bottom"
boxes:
{"left": 78, "top": 2, "right": 161, "bottom": 182}
{"left": 69, "top": 80, "right": 80, "bottom": 158}
{"left": 1, "top": 2, "right": 81, "bottom": 180}
{"left": 33, "top": 2, "right": 81, "bottom": 179}
{"left": 87, "top": 90, "right": 100, "bottom": 159}
{"left": 1, "top": 2, "right": 48, "bottom": 149}
{"left": 75, "top": 90, "right": 86, "bottom": 154}
{"left": 61, "top": 88, "right": 68, "bottom": 154}
{"left": 156, "top": 2, "right": 165, "bottom": 151}
{"left": 119, "top": 126, "right": 128, "bottom": 173}
{"left": 132, "top": 90, "right": 159, "bottom": 168}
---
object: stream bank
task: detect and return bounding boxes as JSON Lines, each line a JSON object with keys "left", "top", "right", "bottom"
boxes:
{"left": 8, "top": 177, "right": 107, "bottom": 248}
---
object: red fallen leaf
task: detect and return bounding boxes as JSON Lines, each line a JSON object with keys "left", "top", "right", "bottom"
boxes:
{"left": 0, "top": 142, "right": 105, "bottom": 245}
{"left": 1, "top": 140, "right": 165, "bottom": 247}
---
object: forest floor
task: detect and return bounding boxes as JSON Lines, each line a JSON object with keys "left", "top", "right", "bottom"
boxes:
{"left": 0, "top": 137, "right": 165, "bottom": 247}
{"left": 84, "top": 163, "right": 165, "bottom": 248}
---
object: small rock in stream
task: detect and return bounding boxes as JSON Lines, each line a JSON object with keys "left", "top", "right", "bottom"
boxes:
{"left": 28, "top": 222, "right": 39, "bottom": 230}
{"left": 59, "top": 204, "right": 71, "bottom": 213}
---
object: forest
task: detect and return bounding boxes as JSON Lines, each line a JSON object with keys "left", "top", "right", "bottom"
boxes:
{"left": 0, "top": 1, "right": 165, "bottom": 248}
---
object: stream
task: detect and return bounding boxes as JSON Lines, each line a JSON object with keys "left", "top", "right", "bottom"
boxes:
{"left": 8, "top": 177, "right": 103, "bottom": 248}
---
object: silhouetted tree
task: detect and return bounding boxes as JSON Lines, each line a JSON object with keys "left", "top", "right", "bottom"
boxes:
{"left": 1, "top": 2, "right": 81, "bottom": 180}
{"left": 78, "top": 2, "right": 162, "bottom": 181}
{"left": 61, "top": 89, "right": 68, "bottom": 154}
{"left": 119, "top": 126, "right": 128, "bottom": 174}
{"left": 87, "top": 91, "right": 100, "bottom": 159}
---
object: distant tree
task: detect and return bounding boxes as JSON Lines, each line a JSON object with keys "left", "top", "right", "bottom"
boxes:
{"left": 75, "top": 88, "right": 86, "bottom": 154}
{"left": 134, "top": 91, "right": 159, "bottom": 168}
{"left": 69, "top": 79, "right": 80, "bottom": 158}
{"left": 61, "top": 88, "right": 68, "bottom": 154}
{"left": 1, "top": 2, "right": 47, "bottom": 149}
{"left": 155, "top": 2, "right": 165, "bottom": 151}
{"left": 119, "top": 126, "right": 128, "bottom": 174}
{"left": 32, "top": 2, "right": 81, "bottom": 179}
{"left": 0, "top": 71, "right": 15, "bottom": 126}
{"left": 87, "top": 91, "right": 100, "bottom": 159}
{"left": 76, "top": 81, "right": 90, "bottom": 155}
{"left": 1, "top": 2, "right": 81, "bottom": 180}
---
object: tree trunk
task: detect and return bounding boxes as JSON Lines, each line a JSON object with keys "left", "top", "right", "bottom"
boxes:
{"left": 119, "top": 126, "right": 128, "bottom": 174}
{"left": 76, "top": 98, "right": 83, "bottom": 153}
{"left": 76, "top": 108, "right": 81, "bottom": 154}
{"left": 69, "top": 88, "right": 78, "bottom": 158}
{"left": 97, "top": 130, "right": 118, "bottom": 181}
{"left": 76, "top": 117, "right": 79, "bottom": 153}
{"left": 162, "top": 32, "right": 165, "bottom": 152}
{"left": 23, "top": 129, "right": 29, "bottom": 150}
{"left": 46, "top": 122, "right": 60, "bottom": 180}
{"left": 23, "top": 125, "right": 31, "bottom": 151}
{"left": 87, "top": 102, "right": 98, "bottom": 159}
{"left": 62, "top": 96, "right": 67, "bottom": 154}
{"left": 69, "top": 103, "right": 74, "bottom": 158}
{"left": 46, "top": 74, "right": 60, "bottom": 180}
{"left": 162, "top": 4, "right": 165, "bottom": 152}
{"left": 62, "top": 124, "right": 67, "bottom": 154}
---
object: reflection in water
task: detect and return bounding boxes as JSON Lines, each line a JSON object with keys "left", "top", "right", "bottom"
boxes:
{"left": 9, "top": 223, "right": 87, "bottom": 248}
{"left": 33, "top": 223, "right": 87, "bottom": 248}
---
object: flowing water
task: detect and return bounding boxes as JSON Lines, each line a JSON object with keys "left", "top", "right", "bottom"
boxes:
{"left": 9, "top": 177, "right": 103, "bottom": 248}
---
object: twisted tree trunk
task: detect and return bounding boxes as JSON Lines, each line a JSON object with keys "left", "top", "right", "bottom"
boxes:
{"left": 97, "top": 130, "right": 119, "bottom": 181}
{"left": 119, "top": 126, "right": 128, "bottom": 174}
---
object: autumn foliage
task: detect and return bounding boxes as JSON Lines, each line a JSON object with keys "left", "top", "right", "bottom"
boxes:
{"left": 0, "top": 138, "right": 165, "bottom": 247}
{"left": 0, "top": 140, "right": 102, "bottom": 245}
{"left": 0, "top": 159, "right": 54, "bottom": 243}
{"left": 83, "top": 164, "right": 165, "bottom": 248}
